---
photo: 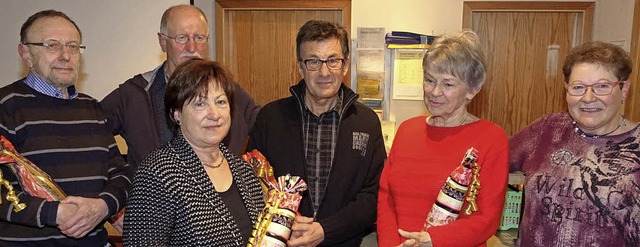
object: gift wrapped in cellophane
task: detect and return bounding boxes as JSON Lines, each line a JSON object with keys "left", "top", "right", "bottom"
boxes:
{"left": 0, "top": 135, "right": 67, "bottom": 212}
{"left": 242, "top": 149, "right": 276, "bottom": 196}
{"left": 423, "top": 147, "right": 481, "bottom": 230}
{"left": 243, "top": 150, "right": 307, "bottom": 247}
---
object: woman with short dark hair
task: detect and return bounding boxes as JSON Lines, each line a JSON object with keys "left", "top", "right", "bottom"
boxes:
{"left": 123, "top": 59, "right": 264, "bottom": 246}
{"left": 510, "top": 41, "right": 640, "bottom": 246}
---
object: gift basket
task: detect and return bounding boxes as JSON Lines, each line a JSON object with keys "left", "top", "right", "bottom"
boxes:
{"left": 423, "top": 147, "right": 481, "bottom": 230}
{"left": 243, "top": 150, "right": 307, "bottom": 247}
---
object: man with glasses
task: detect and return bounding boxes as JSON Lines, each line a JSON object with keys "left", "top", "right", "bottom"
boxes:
{"left": 0, "top": 10, "right": 132, "bottom": 246}
{"left": 247, "top": 20, "right": 386, "bottom": 246}
{"left": 101, "top": 4, "right": 260, "bottom": 172}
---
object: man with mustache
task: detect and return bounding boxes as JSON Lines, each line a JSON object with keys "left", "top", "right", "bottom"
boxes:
{"left": 0, "top": 9, "right": 132, "bottom": 246}
{"left": 102, "top": 5, "right": 259, "bottom": 233}
{"left": 102, "top": 4, "right": 260, "bottom": 171}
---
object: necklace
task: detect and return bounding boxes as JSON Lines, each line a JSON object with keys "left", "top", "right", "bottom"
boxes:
{"left": 572, "top": 116, "right": 625, "bottom": 139}
{"left": 201, "top": 150, "right": 224, "bottom": 168}
{"left": 426, "top": 113, "right": 469, "bottom": 127}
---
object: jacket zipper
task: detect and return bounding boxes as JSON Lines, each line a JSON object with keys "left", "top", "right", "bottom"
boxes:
{"left": 291, "top": 87, "right": 359, "bottom": 220}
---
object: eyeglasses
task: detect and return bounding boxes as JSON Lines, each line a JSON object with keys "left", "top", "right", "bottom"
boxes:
{"left": 301, "top": 58, "right": 345, "bottom": 71}
{"left": 160, "top": 33, "right": 209, "bottom": 44}
{"left": 564, "top": 80, "right": 623, "bottom": 96}
{"left": 23, "top": 42, "right": 86, "bottom": 54}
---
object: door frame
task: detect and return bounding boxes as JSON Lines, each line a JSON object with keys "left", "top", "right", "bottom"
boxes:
{"left": 214, "top": 0, "right": 351, "bottom": 64}
{"left": 463, "top": 1, "right": 594, "bottom": 45}
{"left": 461, "top": 1, "right": 595, "bottom": 135}
{"left": 627, "top": 0, "right": 640, "bottom": 121}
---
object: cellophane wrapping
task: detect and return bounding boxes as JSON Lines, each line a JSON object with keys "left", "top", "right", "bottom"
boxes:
{"left": 423, "top": 147, "right": 478, "bottom": 230}
{"left": 0, "top": 135, "right": 66, "bottom": 202}
{"left": 243, "top": 150, "right": 308, "bottom": 247}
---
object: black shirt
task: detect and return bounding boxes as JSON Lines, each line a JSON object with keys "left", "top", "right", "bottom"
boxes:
{"left": 219, "top": 179, "right": 253, "bottom": 245}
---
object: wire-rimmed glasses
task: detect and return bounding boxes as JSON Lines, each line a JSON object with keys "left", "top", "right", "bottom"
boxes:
{"left": 564, "top": 80, "right": 623, "bottom": 96}
{"left": 160, "top": 33, "right": 209, "bottom": 44}
{"left": 23, "top": 42, "right": 86, "bottom": 54}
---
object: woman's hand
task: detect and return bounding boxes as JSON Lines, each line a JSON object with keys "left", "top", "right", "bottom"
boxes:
{"left": 396, "top": 229, "right": 433, "bottom": 247}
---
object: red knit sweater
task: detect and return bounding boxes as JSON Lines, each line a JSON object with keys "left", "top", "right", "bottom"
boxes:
{"left": 377, "top": 116, "right": 509, "bottom": 247}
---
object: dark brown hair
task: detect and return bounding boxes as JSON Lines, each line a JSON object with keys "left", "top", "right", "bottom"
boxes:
{"left": 20, "top": 10, "right": 82, "bottom": 43}
{"left": 296, "top": 20, "right": 349, "bottom": 61}
{"left": 562, "top": 41, "right": 632, "bottom": 83}
{"left": 164, "top": 58, "right": 235, "bottom": 134}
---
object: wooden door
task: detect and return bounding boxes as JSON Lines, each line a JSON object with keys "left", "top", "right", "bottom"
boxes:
{"left": 627, "top": 0, "right": 640, "bottom": 122}
{"left": 463, "top": 2, "right": 594, "bottom": 136}
{"left": 215, "top": 0, "right": 351, "bottom": 106}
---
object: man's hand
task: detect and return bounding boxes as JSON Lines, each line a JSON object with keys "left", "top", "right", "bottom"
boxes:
{"left": 287, "top": 216, "right": 324, "bottom": 247}
{"left": 56, "top": 196, "right": 109, "bottom": 238}
{"left": 56, "top": 202, "right": 78, "bottom": 226}
{"left": 396, "top": 229, "right": 433, "bottom": 247}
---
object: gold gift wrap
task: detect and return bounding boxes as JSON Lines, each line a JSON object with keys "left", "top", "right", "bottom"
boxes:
{"left": 243, "top": 150, "right": 307, "bottom": 247}
{"left": 0, "top": 135, "right": 119, "bottom": 232}
{"left": 0, "top": 169, "right": 26, "bottom": 212}
{"left": 242, "top": 149, "right": 276, "bottom": 195}
{"left": 0, "top": 135, "right": 68, "bottom": 212}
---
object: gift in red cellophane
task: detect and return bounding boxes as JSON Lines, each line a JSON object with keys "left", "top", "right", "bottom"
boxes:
{"left": 0, "top": 135, "right": 67, "bottom": 213}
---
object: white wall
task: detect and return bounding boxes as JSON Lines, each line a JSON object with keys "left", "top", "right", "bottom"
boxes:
{"left": 592, "top": 0, "right": 635, "bottom": 50}
{"left": 0, "top": 0, "right": 634, "bottom": 126}
{"left": 0, "top": 0, "right": 186, "bottom": 100}
{"left": 351, "top": 0, "right": 633, "bottom": 50}
{"left": 348, "top": 0, "right": 634, "bottom": 127}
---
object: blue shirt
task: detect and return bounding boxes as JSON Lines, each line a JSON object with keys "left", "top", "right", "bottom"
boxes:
{"left": 22, "top": 71, "right": 78, "bottom": 99}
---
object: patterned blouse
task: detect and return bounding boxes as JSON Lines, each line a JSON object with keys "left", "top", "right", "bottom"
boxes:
{"left": 510, "top": 112, "right": 640, "bottom": 246}
{"left": 123, "top": 132, "right": 264, "bottom": 246}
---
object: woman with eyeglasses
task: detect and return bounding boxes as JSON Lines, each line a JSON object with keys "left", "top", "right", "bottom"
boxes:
{"left": 377, "top": 30, "right": 509, "bottom": 247}
{"left": 510, "top": 41, "right": 640, "bottom": 246}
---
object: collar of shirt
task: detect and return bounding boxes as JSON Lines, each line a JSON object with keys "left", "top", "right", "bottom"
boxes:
{"left": 303, "top": 89, "right": 344, "bottom": 117}
{"left": 162, "top": 61, "right": 168, "bottom": 86}
{"left": 23, "top": 71, "right": 78, "bottom": 99}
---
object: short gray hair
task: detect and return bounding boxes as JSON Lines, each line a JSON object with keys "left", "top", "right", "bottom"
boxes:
{"left": 422, "top": 30, "right": 486, "bottom": 91}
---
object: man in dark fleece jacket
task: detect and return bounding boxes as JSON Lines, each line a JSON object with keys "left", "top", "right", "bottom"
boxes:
{"left": 101, "top": 4, "right": 260, "bottom": 172}
{"left": 100, "top": 4, "right": 259, "bottom": 233}
{"left": 247, "top": 20, "right": 386, "bottom": 246}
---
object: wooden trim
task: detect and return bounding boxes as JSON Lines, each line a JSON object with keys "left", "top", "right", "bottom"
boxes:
{"left": 463, "top": 1, "right": 594, "bottom": 11}
{"left": 216, "top": 0, "right": 350, "bottom": 9}
{"left": 462, "top": 2, "right": 472, "bottom": 29}
{"left": 626, "top": 0, "right": 640, "bottom": 121}
{"left": 215, "top": 0, "right": 351, "bottom": 63}
{"left": 463, "top": 1, "right": 594, "bottom": 42}
{"left": 582, "top": 3, "right": 595, "bottom": 45}
{"left": 214, "top": 1, "right": 224, "bottom": 64}
{"left": 341, "top": 2, "right": 351, "bottom": 41}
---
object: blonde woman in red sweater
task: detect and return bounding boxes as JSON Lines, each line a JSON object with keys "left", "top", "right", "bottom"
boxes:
{"left": 377, "top": 30, "right": 509, "bottom": 247}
